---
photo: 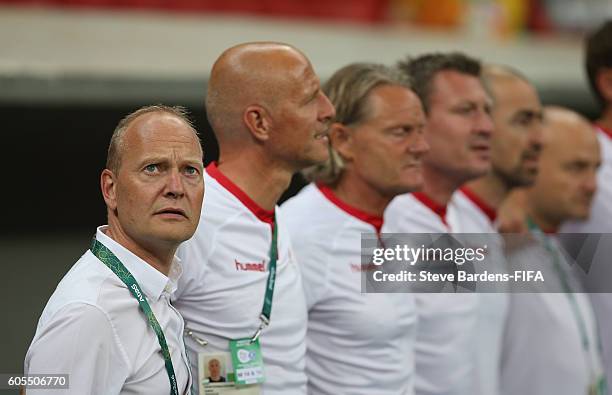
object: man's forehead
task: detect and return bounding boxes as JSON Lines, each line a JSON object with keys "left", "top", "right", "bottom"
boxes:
{"left": 126, "top": 113, "right": 194, "bottom": 141}
{"left": 545, "top": 124, "right": 594, "bottom": 152}
{"left": 369, "top": 86, "right": 421, "bottom": 116}
{"left": 494, "top": 80, "right": 539, "bottom": 107}
{"left": 123, "top": 113, "right": 201, "bottom": 155}
{"left": 431, "top": 70, "right": 488, "bottom": 101}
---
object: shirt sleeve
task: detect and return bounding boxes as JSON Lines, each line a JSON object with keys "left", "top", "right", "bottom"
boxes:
{"left": 25, "top": 303, "right": 129, "bottom": 395}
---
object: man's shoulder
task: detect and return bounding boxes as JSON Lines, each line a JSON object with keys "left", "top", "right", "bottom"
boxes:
{"left": 39, "top": 251, "right": 123, "bottom": 325}
{"left": 280, "top": 184, "right": 348, "bottom": 236}
{"left": 385, "top": 193, "right": 443, "bottom": 232}
{"left": 201, "top": 175, "right": 245, "bottom": 219}
{"left": 448, "top": 191, "right": 493, "bottom": 233}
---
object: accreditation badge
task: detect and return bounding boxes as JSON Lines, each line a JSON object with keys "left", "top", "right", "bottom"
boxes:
{"left": 587, "top": 375, "right": 607, "bottom": 395}
{"left": 229, "top": 338, "right": 265, "bottom": 386}
{"left": 197, "top": 351, "right": 261, "bottom": 395}
{"left": 588, "top": 375, "right": 608, "bottom": 395}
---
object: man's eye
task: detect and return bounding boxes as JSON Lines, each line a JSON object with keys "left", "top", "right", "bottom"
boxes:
{"left": 184, "top": 166, "right": 199, "bottom": 175}
{"left": 144, "top": 164, "right": 158, "bottom": 173}
{"left": 455, "top": 106, "right": 474, "bottom": 115}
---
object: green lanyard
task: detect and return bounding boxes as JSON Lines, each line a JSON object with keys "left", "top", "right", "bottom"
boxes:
{"left": 250, "top": 217, "right": 278, "bottom": 343}
{"left": 526, "top": 218, "right": 608, "bottom": 394}
{"left": 526, "top": 218, "right": 590, "bottom": 349}
{"left": 90, "top": 238, "right": 181, "bottom": 395}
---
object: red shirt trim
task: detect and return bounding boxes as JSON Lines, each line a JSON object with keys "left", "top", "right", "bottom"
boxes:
{"left": 412, "top": 192, "right": 448, "bottom": 226}
{"left": 316, "top": 183, "right": 384, "bottom": 233}
{"left": 595, "top": 123, "right": 612, "bottom": 140}
{"left": 206, "top": 162, "right": 275, "bottom": 225}
{"left": 459, "top": 186, "right": 497, "bottom": 223}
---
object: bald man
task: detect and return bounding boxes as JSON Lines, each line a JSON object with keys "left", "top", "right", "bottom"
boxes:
{"left": 25, "top": 105, "right": 204, "bottom": 394}
{"left": 501, "top": 107, "right": 605, "bottom": 395}
{"left": 447, "top": 64, "right": 543, "bottom": 395}
{"left": 563, "top": 23, "right": 612, "bottom": 386}
{"left": 173, "top": 42, "right": 335, "bottom": 395}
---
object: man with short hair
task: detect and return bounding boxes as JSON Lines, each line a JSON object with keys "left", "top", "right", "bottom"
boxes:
{"left": 173, "top": 42, "right": 335, "bottom": 395}
{"left": 25, "top": 105, "right": 205, "bottom": 394}
{"left": 386, "top": 52, "right": 494, "bottom": 395}
{"left": 447, "top": 64, "right": 544, "bottom": 395}
{"left": 207, "top": 358, "right": 226, "bottom": 383}
{"left": 501, "top": 106, "right": 605, "bottom": 395}
{"left": 283, "top": 62, "right": 428, "bottom": 394}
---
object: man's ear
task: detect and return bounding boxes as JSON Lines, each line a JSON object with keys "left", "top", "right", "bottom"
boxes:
{"left": 329, "top": 122, "right": 355, "bottom": 162}
{"left": 596, "top": 68, "right": 612, "bottom": 104}
{"left": 243, "top": 105, "right": 271, "bottom": 142}
{"left": 101, "top": 169, "right": 118, "bottom": 212}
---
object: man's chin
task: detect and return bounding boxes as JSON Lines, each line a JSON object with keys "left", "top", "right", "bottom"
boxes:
{"left": 299, "top": 152, "right": 330, "bottom": 170}
{"left": 148, "top": 226, "right": 198, "bottom": 245}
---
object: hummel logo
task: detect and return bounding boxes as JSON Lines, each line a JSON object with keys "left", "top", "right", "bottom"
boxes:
{"left": 235, "top": 259, "right": 266, "bottom": 272}
{"left": 350, "top": 263, "right": 378, "bottom": 272}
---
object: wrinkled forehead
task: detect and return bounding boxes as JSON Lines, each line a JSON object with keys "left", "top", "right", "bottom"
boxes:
{"left": 430, "top": 70, "right": 490, "bottom": 105}
{"left": 365, "top": 84, "right": 423, "bottom": 119}
{"left": 123, "top": 113, "right": 201, "bottom": 156}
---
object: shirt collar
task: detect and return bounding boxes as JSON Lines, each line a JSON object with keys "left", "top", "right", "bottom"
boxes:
{"left": 316, "top": 183, "right": 384, "bottom": 233}
{"left": 412, "top": 192, "right": 448, "bottom": 226}
{"left": 95, "top": 226, "right": 183, "bottom": 301}
{"left": 206, "top": 162, "right": 275, "bottom": 225}
{"left": 595, "top": 123, "right": 612, "bottom": 140}
{"left": 459, "top": 186, "right": 497, "bottom": 223}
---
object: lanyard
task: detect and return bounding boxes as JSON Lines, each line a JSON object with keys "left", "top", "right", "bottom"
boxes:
{"left": 526, "top": 218, "right": 605, "bottom": 389}
{"left": 251, "top": 217, "right": 278, "bottom": 343}
{"left": 185, "top": 217, "right": 279, "bottom": 346}
{"left": 526, "top": 218, "right": 590, "bottom": 348}
{"left": 90, "top": 238, "right": 180, "bottom": 395}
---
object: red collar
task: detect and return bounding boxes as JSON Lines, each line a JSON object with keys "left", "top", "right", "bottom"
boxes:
{"left": 596, "top": 123, "right": 612, "bottom": 140}
{"left": 206, "top": 162, "right": 275, "bottom": 225}
{"left": 412, "top": 192, "right": 448, "bottom": 225}
{"left": 317, "top": 183, "right": 384, "bottom": 233}
{"left": 459, "top": 187, "right": 497, "bottom": 223}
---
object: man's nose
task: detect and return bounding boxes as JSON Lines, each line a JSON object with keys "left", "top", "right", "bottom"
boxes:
{"left": 165, "top": 169, "right": 185, "bottom": 198}
{"left": 528, "top": 122, "right": 544, "bottom": 153}
{"left": 475, "top": 109, "right": 494, "bottom": 138}
{"left": 409, "top": 132, "right": 430, "bottom": 155}
{"left": 318, "top": 92, "right": 336, "bottom": 123}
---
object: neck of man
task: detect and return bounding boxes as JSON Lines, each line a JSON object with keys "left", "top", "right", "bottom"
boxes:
{"left": 464, "top": 172, "right": 509, "bottom": 210}
{"left": 105, "top": 220, "right": 176, "bottom": 276}
{"left": 597, "top": 105, "right": 612, "bottom": 131}
{"left": 216, "top": 150, "right": 293, "bottom": 211}
{"left": 421, "top": 165, "right": 464, "bottom": 206}
{"left": 331, "top": 170, "right": 391, "bottom": 217}
{"left": 525, "top": 203, "right": 560, "bottom": 233}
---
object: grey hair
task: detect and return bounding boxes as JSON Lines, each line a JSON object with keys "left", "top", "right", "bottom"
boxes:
{"left": 302, "top": 62, "right": 412, "bottom": 184}
{"left": 106, "top": 104, "right": 199, "bottom": 173}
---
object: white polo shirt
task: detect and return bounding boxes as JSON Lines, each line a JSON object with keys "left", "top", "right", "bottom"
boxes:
{"left": 174, "top": 163, "right": 307, "bottom": 395}
{"left": 385, "top": 192, "right": 478, "bottom": 395}
{"left": 501, "top": 234, "right": 604, "bottom": 395}
{"left": 282, "top": 183, "right": 417, "bottom": 395}
{"left": 25, "top": 226, "right": 192, "bottom": 395}
{"left": 562, "top": 125, "right": 612, "bottom": 387}
{"left": 448, "top": 187, "right": 509, "bottom": 395}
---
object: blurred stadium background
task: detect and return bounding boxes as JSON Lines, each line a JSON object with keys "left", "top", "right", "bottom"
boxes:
{"left": 1, "top": 0, "right": 610, "bottom": 392}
